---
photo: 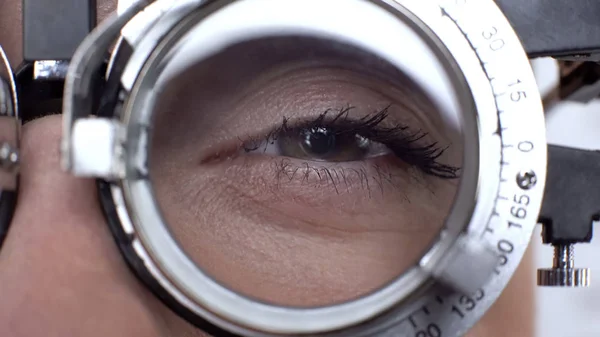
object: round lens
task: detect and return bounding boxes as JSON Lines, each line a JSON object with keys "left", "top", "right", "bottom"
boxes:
{"left": 148, "top": 34, "right": 464, "bottom": 307}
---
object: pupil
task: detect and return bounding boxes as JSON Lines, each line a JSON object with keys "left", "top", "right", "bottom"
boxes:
{"left": 302, "top": 127, "right": 336, "bottom": 157}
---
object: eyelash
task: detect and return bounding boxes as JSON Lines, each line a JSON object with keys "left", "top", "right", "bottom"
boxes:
{"left": 242, "top": 106, "right": 461, "bottom": 179}
{"left": 269, "top": 158, "right": 427, "bottom": 199}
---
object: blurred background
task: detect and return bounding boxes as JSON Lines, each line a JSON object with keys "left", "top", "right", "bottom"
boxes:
{"left": 533, "top": 58, "right": 600, "bottom": 337}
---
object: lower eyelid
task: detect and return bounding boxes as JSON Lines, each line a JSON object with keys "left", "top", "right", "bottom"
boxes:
{"left": 193, "top": 155, "right": 449, "bottom": 234}
{"left": 247, "top": 154, "right": 428, "bottom": 200}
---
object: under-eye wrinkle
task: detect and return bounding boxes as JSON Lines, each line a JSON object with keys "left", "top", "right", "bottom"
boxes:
{"left": 269, "top": 157, "right": 422, "bottom": 200}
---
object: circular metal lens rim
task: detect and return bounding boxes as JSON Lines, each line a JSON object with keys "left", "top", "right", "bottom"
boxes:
{"left": 116, "top": 0, "right": 481, "bottom": 334}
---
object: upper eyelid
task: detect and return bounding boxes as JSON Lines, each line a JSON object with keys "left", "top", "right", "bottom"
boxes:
{"left": 261, "top": 106, "right": 412, "bottom": 140}
{"left": 240, "top": 105, "right": 419, "bottom": 152}
{"left": 239, "top": 107, "right": 387, "bottom": 153}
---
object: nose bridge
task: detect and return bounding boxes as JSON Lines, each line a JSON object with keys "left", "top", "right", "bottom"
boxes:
{"left": 19, "top": 115, "right": 62, "bottom": 176}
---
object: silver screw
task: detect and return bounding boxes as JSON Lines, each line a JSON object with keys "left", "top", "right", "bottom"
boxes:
{"left": 537, "top": 244, "right": 590, "bottom": 287}
{"left": 0, "top": 142, "right": 18, "bottom": 172}
{"left": 554, "top": 244, "right": 575, "bottom": 269}
{"left": 516, "top": 170, "right": 537, "bottom": 190}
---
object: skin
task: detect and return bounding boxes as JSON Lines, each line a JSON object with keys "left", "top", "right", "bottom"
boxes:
{"left": 0, "top": 1, "right": 534, "bottom": 336}
{"left": 150, "top": 37, "right": 462, "bottom": 305}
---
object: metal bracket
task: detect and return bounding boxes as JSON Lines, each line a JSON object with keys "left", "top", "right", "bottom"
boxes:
{"left": 536, "top": 145, "right": 600, "bottom": 287}
{"left": 496, "top": 0, "right": 600, "bottom": 60}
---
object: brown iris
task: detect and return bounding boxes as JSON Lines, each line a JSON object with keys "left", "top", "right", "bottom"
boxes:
{"left": 278, "top": 127, "right": 371, "bottom": 162}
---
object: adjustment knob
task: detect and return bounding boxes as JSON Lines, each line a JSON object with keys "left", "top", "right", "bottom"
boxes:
{"left": 537, "top": 244, "right": 590, "bottom": 287}
{"left": 537, "top": 268, "right": 590, "bottom": 287}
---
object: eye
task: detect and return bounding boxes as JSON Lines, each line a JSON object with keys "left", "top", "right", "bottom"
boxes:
{"left": 245, "top": 108, "right": 391, "bottom": 162}
{"left": 242, "top": 107, "right": 459, "bottom": 178}
{"left": 149, "top": 35, "right": 463, "bottom": 308}
{"left": 267, "top": 125, "right": 381, "bottom": 162}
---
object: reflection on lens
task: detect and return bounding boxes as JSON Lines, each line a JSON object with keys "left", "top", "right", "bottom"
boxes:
{"left": 149, "top": 36, "right": 463, "bottom": 307}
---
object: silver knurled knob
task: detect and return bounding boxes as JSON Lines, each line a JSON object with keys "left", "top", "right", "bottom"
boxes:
{"left": 537, "top": 244, "right": 590, "bottom": 287}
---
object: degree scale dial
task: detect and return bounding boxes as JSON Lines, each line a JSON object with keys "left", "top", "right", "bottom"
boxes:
{"left": 377, "top": 1, "right": 546, "bottom": 336}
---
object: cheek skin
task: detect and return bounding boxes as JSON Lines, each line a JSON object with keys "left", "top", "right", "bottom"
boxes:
{"left": 151, "top": 148, "right": 456, "bottom": 306}
{"left": 0, "top": 116, "right": 202, "bottom": 337}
